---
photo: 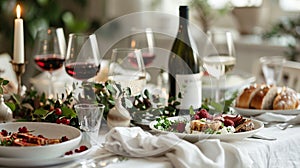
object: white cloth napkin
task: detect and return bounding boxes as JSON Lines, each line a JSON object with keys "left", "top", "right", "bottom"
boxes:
{"left": 104, "top": 127, "right": 252, "bottom": 168}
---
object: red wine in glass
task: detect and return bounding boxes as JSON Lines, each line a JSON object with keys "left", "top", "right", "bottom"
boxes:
{"left": 65, "top": 62, "right": 100, "bottom": 80}
{"left": 34, "top": 54, "right": 65, "bottom": 72}
{"left": 128, "top": 52, "right": 155, "bottom": 67}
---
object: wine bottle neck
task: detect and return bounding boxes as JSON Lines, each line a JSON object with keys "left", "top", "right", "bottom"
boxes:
{"left": 178, "top": 6, "right": 189, "bottom": 34}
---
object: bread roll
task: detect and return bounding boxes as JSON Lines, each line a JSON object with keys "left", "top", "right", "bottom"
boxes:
{"left": 250, "top": 85, "right": 278, "bottom": 109}
{"left": 235, "top": 84, "right": 261, "bottom": 108}
{"left": 273, "top": 87, "right": 299, "bottom": 110}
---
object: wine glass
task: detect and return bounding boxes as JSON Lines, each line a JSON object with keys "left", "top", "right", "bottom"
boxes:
{"left": 259, "top": 56, "right": 286, "bottom": 85}
{"left": 65, "top": 33, "right": 101, "bottom": 99}
{"left": 108, "top": 48, "right": 146, "bottom": 96}
{"left": 129, "top": 28, "right": 156, "bottom": 68}
{"left": 32, "top": 27, "right": 66, "bottom": 98}
{"left": 203, "top": 30, "right": 236, "bottom": 103}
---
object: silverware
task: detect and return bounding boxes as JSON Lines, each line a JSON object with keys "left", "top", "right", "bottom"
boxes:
{"left": 276, "top": 123, "right": 293, "bottom": 130}
{"left": 249, "top": 134, "right": 277, "bottom": 141}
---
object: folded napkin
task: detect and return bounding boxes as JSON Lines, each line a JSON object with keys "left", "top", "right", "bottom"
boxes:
{"left": 104, "top": 127, "right": 252, "bottom": 168}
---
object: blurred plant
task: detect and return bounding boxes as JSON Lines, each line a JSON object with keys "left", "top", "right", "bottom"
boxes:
{"left": 0, "top": 0, "right": 100, "bottom": 55}
{"left": 0, "top": 78, "right": 9, "bottom": 95}
{"left": 263, "top": 16, "right": 300, "bottom": 61}
{"left": 189, "top": 0, "right": 232, "bottom": 33}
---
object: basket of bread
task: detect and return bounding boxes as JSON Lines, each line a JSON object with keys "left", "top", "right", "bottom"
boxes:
{"left": 234, "top": 84, "right": 300, "bottom": 116}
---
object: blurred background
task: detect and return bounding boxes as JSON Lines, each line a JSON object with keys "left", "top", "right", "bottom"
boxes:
{"left": 0, "top": 0, "right": 299, "bottom": 87}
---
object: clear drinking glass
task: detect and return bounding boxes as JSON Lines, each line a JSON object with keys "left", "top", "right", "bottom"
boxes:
{"left": 203, "top": 30, "right": 236, "bottom": 103}
{"left": 32, "top": 27, "right": 66, "bottom": 98}
{"left": 74, "top": 103, "right": 105, "bottom": 146}
{"left": 260, "top": 56, "right": 286, "bottom": 85}
{"left": 108, "top": 48, "right": 146, "bottom": 96}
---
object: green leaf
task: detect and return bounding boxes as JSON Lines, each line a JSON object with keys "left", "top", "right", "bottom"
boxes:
{"left": 189, "top": 106, "right": 195, "bottom": 115}
{"left": 5, "top": 102, "right": 16, "bottom": 111}
{"left": 34, "top": 109, "right": 49, "bottom": 116}
{"left": 61, "top": 105, "right": 77, "bottom": 118}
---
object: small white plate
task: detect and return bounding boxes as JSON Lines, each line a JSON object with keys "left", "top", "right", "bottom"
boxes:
{"left": 149, "top": 116, "right": 264, "bottom": 143}
{"left": 234, "top": 106, "right": 300, "bottom": 116}
{"left": 0, "top": 137, "right": 92, "bottom": 167}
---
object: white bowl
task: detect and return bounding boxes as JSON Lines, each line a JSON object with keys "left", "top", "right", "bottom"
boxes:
{"left": 0, "top": 122, "right": 82, "bottom": 159}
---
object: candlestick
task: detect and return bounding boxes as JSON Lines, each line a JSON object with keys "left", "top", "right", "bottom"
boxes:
{"left": 13, "top": 4, "right": 24, "bottom": 64}
{"left": 10, "top": 61, "right": 25, "bottom": 95}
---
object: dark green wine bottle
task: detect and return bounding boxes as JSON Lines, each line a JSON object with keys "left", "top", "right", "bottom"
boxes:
{"left": 168, "top": 6, "right": 202, "bottom": 115}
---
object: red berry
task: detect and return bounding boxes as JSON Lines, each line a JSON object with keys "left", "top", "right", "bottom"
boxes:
{"left": 61, "top": 136, "right": 69, "bottom": 142}
{"left": 1, "top": 129, "right": 8, "bottom": 136}
{"left": 61, "top": 118, "right": 70, "bottom": 125}
{"left": 75, "top": 148, "right": 80, "bottom": 153}
{"left": 194, "top": 115, "right": 200, "bottom": 120}
{"left": 56, "top": 118, "right": 61, "bottom": 124}
{"left": 79, "top": 145, "right": 88, "bottom": 151}
{"left": 224, "top": 119, "right": 235, "bottom": 127}
{"left": 55, "top": 108, "right": 62, "bottom": 115}
{"left": 196, "top": 109, "right": 211, "bottom": 119}
{"left": 65, "top": 151, "right": 73, "bottom": 155}
{"left": 18, "top": 126, "right": 28, "bottom": 133}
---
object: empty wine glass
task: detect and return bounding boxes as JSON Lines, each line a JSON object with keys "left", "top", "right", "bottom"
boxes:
{"left": 32, "top": 27, "right": 66, "bottom": 98}
{"left": 260, "top": 56, "right": 286, "bottom": 85}
{"left": 65, "top": 33, "right": 101, "bottom": 100}
{"left": 108, "top": 48, "right": 146, "bottom": 96}
{"left": 203, "top": 30, "right": 236, "bottom": 103}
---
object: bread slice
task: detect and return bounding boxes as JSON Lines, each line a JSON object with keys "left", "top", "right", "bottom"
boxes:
{"left": 250, "top": 85, "right": 278, "bottom": 109}
{"left": 273, "top": 87, "right": 299, "bottom": 110}
{"left": 235, "top": 84, "right": 261, "bottom": 108}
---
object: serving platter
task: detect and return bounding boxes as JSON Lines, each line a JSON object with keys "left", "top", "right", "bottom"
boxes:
{"left": 149, "top": 116, "right": 264, "bottom": 143}
{"left": 233, "top": 106, "right": 300, "bottom": 116}
{"left": 0, "top": 122, "right": 82, "bottom": 159}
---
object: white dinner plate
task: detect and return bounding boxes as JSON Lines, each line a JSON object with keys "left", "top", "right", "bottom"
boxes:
{"left": 0, "top": 137, "right": 92, "bottom": 167}
{"left": 234, "top": 106, "right": 300, "bottom": 116}
{"left": 149, "top": 116, "right": 264, "bottom": 143}
{"left": 0, "top": 122, "right": 82, "bottom": 159}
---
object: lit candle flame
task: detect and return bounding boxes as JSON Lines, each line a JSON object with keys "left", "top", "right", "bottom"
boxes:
{"left": 131, "top": 39, "right": 136, "bottom": 48}
{"left": 16, "top": 4, "right": 21, "bottom": 18}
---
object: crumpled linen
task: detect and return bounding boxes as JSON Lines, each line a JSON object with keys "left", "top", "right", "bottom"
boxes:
{"left": 104, "top": 127, "right": 252, "bottom": 168}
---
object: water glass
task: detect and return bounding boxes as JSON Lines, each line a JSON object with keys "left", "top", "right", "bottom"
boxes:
{"left": 74, "top": 103, "right": 105, "bottom": 146}
{"left": 259, "top": 56, "right": 286, "bottom": 85}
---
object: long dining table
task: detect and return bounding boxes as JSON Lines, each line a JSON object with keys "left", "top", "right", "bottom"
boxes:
{"left": 57, "top": 120, "right": 300, "bottom": 168}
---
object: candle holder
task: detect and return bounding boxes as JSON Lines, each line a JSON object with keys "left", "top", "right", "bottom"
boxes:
{"left": 10, "top": 61, "right": 26, "bottom": 95}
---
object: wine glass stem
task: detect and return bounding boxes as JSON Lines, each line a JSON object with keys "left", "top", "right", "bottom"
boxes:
{"left": 48, "top": 72, "right": 55, "bottom": 98}
{"left": 215, "top": 77, "right": 220, "bottom": 103}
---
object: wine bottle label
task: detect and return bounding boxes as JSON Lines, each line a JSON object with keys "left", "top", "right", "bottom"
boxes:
{"left": 176, "top": 73, "right": 202, "bottom": 109}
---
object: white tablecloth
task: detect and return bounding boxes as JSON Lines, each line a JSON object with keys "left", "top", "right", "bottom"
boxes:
{"left": 61, "top": 123, "right": 300, "bottom": 168}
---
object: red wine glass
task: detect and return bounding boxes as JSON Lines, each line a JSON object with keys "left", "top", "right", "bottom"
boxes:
{"left": 33, "top": 27, "right": 66, "bottom": 98}
{"left": 65, "top": 33, "right": 101, "bottom": 99}
{"left": 129, "top": 28, "right": 156, "bottom": 68}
